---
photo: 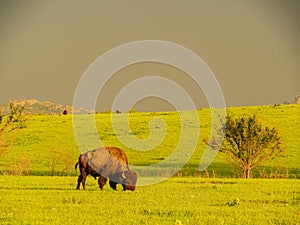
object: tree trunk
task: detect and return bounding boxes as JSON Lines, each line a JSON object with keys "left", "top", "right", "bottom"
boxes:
{"left": 243, "top": 168, "right": 251, "bottom": 178}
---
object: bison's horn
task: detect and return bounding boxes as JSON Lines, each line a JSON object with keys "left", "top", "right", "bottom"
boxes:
{"left": 122, "top": 172, "right": 126, "bottom": 179}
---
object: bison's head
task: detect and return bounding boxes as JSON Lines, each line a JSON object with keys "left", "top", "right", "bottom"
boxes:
{"left": 122, "top": 170, "right": 138, "bottom": 191}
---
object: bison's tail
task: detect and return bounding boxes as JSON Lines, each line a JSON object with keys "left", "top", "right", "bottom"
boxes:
{"left": 75, "top": 162, "right": 79, "bottom": 170}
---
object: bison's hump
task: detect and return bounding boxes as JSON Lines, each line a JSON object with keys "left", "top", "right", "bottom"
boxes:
{"left": 83, "top": 148, "right": 110, "bottom": 173}
{"left": 96, "top": 146, "right": 129, "bottom": 165}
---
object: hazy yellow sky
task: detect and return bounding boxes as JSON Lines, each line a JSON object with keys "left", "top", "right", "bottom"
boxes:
{"left": 0, "top": 1, "right": 299, "bottom": 111}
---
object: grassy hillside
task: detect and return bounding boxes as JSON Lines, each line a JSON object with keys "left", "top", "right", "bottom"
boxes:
{"left": 0, "top": 104, "right": 299, "bottom": 178}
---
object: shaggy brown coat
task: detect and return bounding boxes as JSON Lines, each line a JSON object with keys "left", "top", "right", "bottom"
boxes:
{"left": 75, "top": 147, "right": 137, "bottom": 191}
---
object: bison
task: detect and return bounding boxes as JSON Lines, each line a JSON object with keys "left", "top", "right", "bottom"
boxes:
{"left": 75, "top": 147, "right": 137, "bottom": 191}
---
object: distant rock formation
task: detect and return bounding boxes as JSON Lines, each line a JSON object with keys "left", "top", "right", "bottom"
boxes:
{"left": 296, "top": 96, "right": 300, "bottom": 104}
{"left": 0, "top": 99, "right": 95, "bottom": 115}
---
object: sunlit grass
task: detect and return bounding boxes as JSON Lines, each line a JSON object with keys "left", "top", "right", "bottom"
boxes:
{"left": 0, "top": 176, "right": 299, "bottom": 224}
{"left": 0, "top": 104, "right": 299, "bottom": 178}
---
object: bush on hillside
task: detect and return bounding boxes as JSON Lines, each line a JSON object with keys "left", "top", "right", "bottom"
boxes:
{"left": 208, "top": 113, "right": 283, "bottom": 178}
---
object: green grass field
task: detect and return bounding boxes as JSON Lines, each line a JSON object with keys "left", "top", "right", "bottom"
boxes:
{"left": 0, "top": 104, "right": 299, "bottom": 224}
{"left": 0, "top": 176, "right": 299, "bottom": 224}
{"left": 1, "top": 104, "right": 299, "bottom": 178}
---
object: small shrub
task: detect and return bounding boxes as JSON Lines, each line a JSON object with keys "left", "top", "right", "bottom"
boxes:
{"left": 50, "top": 148, "right": 75, "bottom": 176}
{"left": 50, "top": 151, "right": 60, "bottom": 176}
{"left": 259, "top": 169, "right": 269, "bottom": 178}
{"left": 258, "top": 167, "right": 289, "bottom": 179}
{"left": 115, "top": 109, "right": 122, "bottom": 114}
{"left": 9, "top": 101, "right": 26, "bottom": 128}
{"left": 8, "top": 156, "right": 32, "bottom": 176}
{"left": 0, "top": 135, "right": 7, "bottom": 158}
{"left": 62, "top": 152, "right": 73, "bottom": 176}
{"left": 269, "top": 168, "right": 289, "bottom": 179}
{"left": 103, "top": 109, "right": 113, "bottom": 114}
{"left": 204, "top": 169, "right": 210, "bottom": 178}
{"left": 129, "top": 108, "right": 137, "bottom": 113}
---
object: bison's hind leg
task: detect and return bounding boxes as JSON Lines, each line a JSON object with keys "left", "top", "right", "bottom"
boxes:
{"left": 76, "top": 174, "right": 82, "bottom": 190}
{"left": 78, "top": 171, "right": 87, "bottom": 190}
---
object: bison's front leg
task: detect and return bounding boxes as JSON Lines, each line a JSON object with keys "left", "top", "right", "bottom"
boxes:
{"left": 98, "top": 176, "right": 107, "bottom": 190}
{"left": 109, "top": 180, "right": 117, "bottom": 190}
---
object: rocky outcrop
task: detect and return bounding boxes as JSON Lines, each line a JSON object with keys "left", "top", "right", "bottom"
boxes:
{"left": 0, "top": 99, "right": 95, "bottom": 115}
